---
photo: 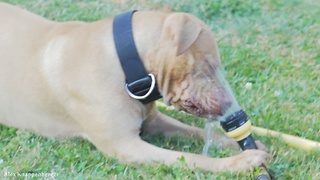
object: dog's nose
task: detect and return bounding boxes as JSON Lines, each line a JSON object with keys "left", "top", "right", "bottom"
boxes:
{"left": 209, "top": 98, "right": 231, "bottom": 116}
{"left": 216, "top": 93, "right": 234, "bottom": 115}
{"left": 224, "top": 95, "right": 233, "bottom": 109}
{"left": 207, "top": 91, "right": 236, "bottom": 116}
{"left": 213, "top": 107, "right": 224, "bottom": 116}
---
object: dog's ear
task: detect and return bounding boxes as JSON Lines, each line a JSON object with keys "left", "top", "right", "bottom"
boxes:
{"left": 161, "top": 13, "right": 203, "bottom": 56}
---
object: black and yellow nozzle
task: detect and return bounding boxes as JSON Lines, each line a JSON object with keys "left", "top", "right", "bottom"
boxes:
{"left": 220, "top": 110, "right": 274, "bottom": 180}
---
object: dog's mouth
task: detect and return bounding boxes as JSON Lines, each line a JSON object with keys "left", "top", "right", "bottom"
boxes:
{"left": 181, "top": 98, "right": 204, "bottom": 117}
{"left": 179, "top": 98, "right": 226, "bottom": 119}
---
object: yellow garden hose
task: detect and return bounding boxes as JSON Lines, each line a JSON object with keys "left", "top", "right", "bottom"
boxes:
{"left": 251, "top": 126, "right": 320, "bottom": 151}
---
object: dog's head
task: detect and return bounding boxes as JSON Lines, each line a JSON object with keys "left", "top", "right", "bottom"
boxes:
{"left": 149, "top": 13, "right": 237, "bottom": 119}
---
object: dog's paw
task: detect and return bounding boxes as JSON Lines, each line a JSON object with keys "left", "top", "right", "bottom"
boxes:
{"left": 255, "top": 140, "right": 269, "bottom": 152}
{"left": 229, "top": 149, "right": 272, "bottom": 171}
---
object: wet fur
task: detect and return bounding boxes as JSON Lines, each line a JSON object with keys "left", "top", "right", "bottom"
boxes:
{"left": 0, "top": 3, "right": 270, "bottom": 172}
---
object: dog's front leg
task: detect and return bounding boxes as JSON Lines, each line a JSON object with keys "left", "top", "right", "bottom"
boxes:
{"left": 92, "top": 130, "right": 270, "bottom": 172}
{"left": 75, "top": 106, "right": 270, "bottom": 172}
{"left": 142, "top": 110, "right": 238, "bottom": 149}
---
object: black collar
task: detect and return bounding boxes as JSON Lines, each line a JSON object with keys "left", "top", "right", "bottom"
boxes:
{"left": 113, "top": 10, "right": 162, "bottom": 104}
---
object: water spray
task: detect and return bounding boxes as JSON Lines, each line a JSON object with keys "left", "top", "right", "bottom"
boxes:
{"left": 220, "top": 110, "right": 273, "bottom": 180}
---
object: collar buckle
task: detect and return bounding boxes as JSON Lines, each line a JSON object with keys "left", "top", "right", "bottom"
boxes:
{"left": 125, "top": 73, "right": 156, "bottom": 100}
{"left": 125, "top": 73, "right": 162, "bottom": 104}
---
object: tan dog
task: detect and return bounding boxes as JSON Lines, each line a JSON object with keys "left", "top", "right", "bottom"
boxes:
{"left": 0, "top": 3, "right": 270, "bottom": 172}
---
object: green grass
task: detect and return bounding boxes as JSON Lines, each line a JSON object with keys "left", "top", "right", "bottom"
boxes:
{"left": 1, "top": 0, "right": 319, "bottom": 179}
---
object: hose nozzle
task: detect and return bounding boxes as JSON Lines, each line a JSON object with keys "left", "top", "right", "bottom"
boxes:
{"left": 220, "top": 110, "right": 274, "bottom": 180}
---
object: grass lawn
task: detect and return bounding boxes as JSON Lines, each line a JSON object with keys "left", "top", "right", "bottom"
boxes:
{"left": 0, "top": 0, "right": 319, "bottom": 179}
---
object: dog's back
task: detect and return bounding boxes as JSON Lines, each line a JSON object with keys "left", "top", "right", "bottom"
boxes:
{"left": 0, "top": 3, "right": 125, "bottom": 139}
{"left": 0, "top": 3, "right": 83, "bottom": 137}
